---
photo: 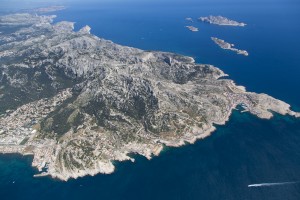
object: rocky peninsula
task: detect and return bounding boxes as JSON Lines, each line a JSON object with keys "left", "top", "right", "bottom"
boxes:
{"left": 0, "top": 13, "right": 298, "bottom": 181}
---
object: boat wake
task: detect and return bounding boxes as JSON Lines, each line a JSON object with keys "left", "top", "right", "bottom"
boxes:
{"left": 248, "top": 182, "right": 299, "bottom": 188}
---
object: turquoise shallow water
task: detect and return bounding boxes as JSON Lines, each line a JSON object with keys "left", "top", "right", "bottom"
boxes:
{"left": 1, "top": 0, "right": 300, "bottom": 199}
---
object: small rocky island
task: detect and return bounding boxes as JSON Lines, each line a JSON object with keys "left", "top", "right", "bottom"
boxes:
{"left": 0, "top": 13, "right": 298, "bottom": 181}
{"left": 185, "top": 17, "right": 193, "bottom": 22}
{"left": 185, "top": 26, "right": 199, "bottom": 32}
{"left": 211, "top": 37, "right": 249, "bottom": 56}
{"left": 199, "top": 15, "right": 246, "bottom": 26}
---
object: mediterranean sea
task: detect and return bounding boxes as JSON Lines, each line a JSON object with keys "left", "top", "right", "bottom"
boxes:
{"left": 0, "top": 0, "right": 300, "bottom": 199}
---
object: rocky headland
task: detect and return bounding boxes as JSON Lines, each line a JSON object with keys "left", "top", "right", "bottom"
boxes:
{"left": 0, "top": 13, "right": 298, "bottom": 181}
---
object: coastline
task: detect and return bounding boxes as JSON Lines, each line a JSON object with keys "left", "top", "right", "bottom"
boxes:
{"left": 1, "top": 1, "right": 300, "bottom": 200}
{"left": 0, "top": 11, "right": 299, "bottom": 182}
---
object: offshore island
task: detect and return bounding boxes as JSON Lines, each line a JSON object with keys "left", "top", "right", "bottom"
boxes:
{"left": 211, "top": 37, "right": 249, "bottom": 56}
{"left": 199, "top": 15, "right": 246, "bottom": 26}
{"left": 185, "top": 26, "right": 199, "bottom": 32}
{"left": 0, "top": 13, "right": 299, "bottom": 181}
{"left": 185, "top": 17, "right": 193, "bottom": 22}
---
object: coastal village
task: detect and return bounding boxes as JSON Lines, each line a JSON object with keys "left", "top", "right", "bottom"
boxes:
{"left": 0, "top": 89, "right": 72, "bottom": 152}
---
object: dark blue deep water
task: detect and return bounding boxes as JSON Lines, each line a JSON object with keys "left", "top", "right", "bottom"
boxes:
{"left": 1, "top": 0, "right": 300, "bottom": 199}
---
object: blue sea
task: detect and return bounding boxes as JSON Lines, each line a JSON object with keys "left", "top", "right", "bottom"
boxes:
{"left": 0, "top": 0, "right": 300, "bottom": 199}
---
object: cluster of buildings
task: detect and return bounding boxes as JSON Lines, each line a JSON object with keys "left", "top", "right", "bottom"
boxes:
{"left": 0, "top": 89, "right": 72, "bottom": 151}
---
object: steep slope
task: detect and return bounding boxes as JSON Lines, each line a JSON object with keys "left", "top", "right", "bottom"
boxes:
{"left": 0, "top": 13, "right": 298, "bottom": 180}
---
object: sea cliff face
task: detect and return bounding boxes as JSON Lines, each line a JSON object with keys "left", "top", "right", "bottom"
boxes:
{"left": 0, "top": 13, "right": 299, "bottom": 181}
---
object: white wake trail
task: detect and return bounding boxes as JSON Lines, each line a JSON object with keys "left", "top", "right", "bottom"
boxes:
{"left": 248, "top": 182, "right": 298, "bottom": 188}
